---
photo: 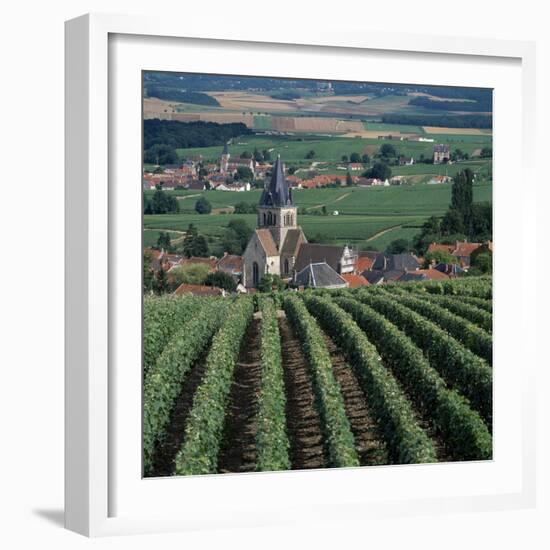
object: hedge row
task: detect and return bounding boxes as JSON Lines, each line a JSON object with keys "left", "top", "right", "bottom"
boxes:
{"left": 143, "top": 296, "right": 201, "bottom": 376}
{"left": 283, "top": 295, "right": 359, "bottom": 468}
{"left": 174, "top": 297, "right": 254, "bottom": 475}
{"left": 335, "top": 297, "right": 492, "bottom": 460}
{"left": 391, "top": 293, "right": 493, "bottom": 365}
{"left": 142, "top": 298, "right": 229, "bottom": 474}
{"left": 357, "top": 291, "right": 492, "bottom": 426}
{"left": 303, "top": 295, "right": 437, "bottom": 465}
{"left": 255, "top": 297, "right": 291, "bottom": 472}
{"left": 424, "top": 294, "right": 493, "bottom": 332}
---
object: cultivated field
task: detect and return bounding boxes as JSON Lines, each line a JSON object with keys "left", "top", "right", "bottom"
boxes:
{"left": 143, "top": 278, "right": 493, "bottom": 476}
{"left": 143, "top": 182, "right": 492, "bottom": 252}
{"left": 175, "top": 134, "right": 493, "bottom": 166}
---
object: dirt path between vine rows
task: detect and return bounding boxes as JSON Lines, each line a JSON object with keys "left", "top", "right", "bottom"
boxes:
{"left": 217, "top": 318, "right": 263, "bottom": 473}
{"left": 322, "top": 334, "right": 389, "bottom": 466}
{"left": 278, "top": 315, "right": 328, "bottom": 470}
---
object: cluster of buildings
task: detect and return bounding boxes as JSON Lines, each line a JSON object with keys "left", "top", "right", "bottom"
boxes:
{"left": 145, "top": 153, "right": 490, "bottom": 296}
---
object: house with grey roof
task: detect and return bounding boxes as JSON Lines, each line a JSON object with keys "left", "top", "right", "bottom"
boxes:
{"left": 295, "top": 262, "right": 348, "bottom": 289}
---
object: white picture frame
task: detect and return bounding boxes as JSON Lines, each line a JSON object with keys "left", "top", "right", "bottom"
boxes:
{"left": 65, "top": 13, "right": 537, "bottom": 537}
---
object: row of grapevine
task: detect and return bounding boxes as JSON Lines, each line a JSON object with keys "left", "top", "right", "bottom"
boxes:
{"left": 459, "top": 295, "right": 493, "bottom": 313}
{"left": 334, "top": 297, "right": 492, "bottom": 460}
{"left": 283, "top": 295, "right": 359, "bottom": 468}
{"left": 255, "top": 297, "right": 291, "bottom": 472}
{"left": 357, "top": 291, "right": 492, "bottom": 426}
{"left": 303, "top": 294, "right": 437, "bottom": 465}
{"left": 143, "top": 296, "right": 202, "bottom": 376}
{"left": 424, "top": 294, "right": 493, "bottom": 332}
{"left": 389, "top": 293, "right": 493, "bottom": 364}
{"left": 174, "top": 297, "right": 255, "bottom": 475}
{"left": 398, "top": 277, "right": 492, "bottom": 299}
{"left": 142, "top": 298, "right": 231, "bottom": 474}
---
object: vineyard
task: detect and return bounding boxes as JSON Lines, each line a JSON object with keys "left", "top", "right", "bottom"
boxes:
{"left": 143, "top": 277, "right": 493, "bottom": 477}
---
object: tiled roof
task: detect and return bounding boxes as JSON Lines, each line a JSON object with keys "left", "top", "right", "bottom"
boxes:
{"left": 295, "top": 243, "right": 348, "bottom": 273}
{"left": 255, "top": 229, "right": 279, "bottom": 257}
{"left": 217, "top": 254, "right": 243, "bottom": 273}
{"left": 454, "top": 242, "right": 481, "bottom": 257}
{"left": 295, "top": 262, "right": 348, "bottom": 289}
{"left": 173, "top": 284, "right": 225, "bottom": 296}
{"left": 427, "top": 243, "right": 454, "bottom": 255}
{"left": 341, "top": 274, "right": 370, "bottom": 288}
{"left": 280, "top": 228, "right": 306, "bottom": 257}
{"left": 357, "top": 256, "right": 375, "bottom": 272}
{"left": 180, "top": 257, "right": 217, "bottom": 270}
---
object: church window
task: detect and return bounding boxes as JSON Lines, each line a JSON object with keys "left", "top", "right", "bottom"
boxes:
{"left": 284, "top": 258, "right": 289, "bottom": 274}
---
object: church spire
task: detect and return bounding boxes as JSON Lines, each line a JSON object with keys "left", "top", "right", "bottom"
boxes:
{"left": 259, "top": 155, "right": 294, "bottom": 207}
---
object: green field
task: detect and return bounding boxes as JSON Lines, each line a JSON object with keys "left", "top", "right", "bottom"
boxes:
{"left": 143, "top": 182, "right": 492, "bottom": 254}
{"left": 176, "top": 134, "right": 492, "bottom": 165}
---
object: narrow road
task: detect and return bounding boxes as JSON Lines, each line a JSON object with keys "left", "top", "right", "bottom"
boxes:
{"left": 365, "top": 224, "right": 403, "bottom": 242}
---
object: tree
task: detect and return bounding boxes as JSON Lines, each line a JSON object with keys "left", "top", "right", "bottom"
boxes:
{"left": 386, "top": 238, "right": 410, "bottom": 254}
{"left": 480, "top": 147, "right": 492, "bottom": 158}
{"left": 341, "top": 155, "right": 349, "bottom": 162}
{"left": 156, "top": 231, "right": 171, "bottom": 250}
{"left": 364, "top": 162, "right": 392, "bottom": 180}
{"left": 170, "top": 263, "right": 211, "bottom": 286}
{"left": 349, "top": 152, "right": 361, "bottom": 163}
{"left": 470, "top": 251, "right": 492, "bottom": 274}
{"left": 305, "top": 150, "right": 316, "bottom": 159}
{"left": 143, "top": 251, "right": 155, "bottom": 294}
{"left": 253, "top": 147, "right": 263, "bottom": 162}
{"left": 182, "top": 225, "right": 209, "bottom": 258}
{"left": 153, "top": 266, "right": 169, "bottom": 295}
{"left": 227, "top": 219, "right": 252, "bottom": 246}
{"left": 195, "top": 196, "right": 212, "bottom": 214}
{"left": 346, "top": 172, "right": 353, "bottom": 186}
{"left": 257, "top": 273, "right": 286, "bottom": 293}
{"left": 144, "top": 144, "right": 178, "bottom": 165}
{"left": 450, "top": 169, "right": 474, "bottom": 235}
{"left": 240, "top": 150, "right": 252, "bottom": 159}
{"left": 441, "top": 208, "right": 465, "bottom": 235}
{"left": 262, "top": 149, "right": 272, "bottom": 161}
{"left": 361, "top": 153, "right": 370, "bottom": 164}
{"left": 204, "top": 271, "right": 237, "bottom": 292}
{"left": 145, "top": 187, "right": 179, "bottom": 214}
{"left": 234, "top": 166, "right": 254, "bottom": 181}
{"left": 423, "top": 250, "right": 458, "bottom": 268}
{"left": 321, "top": 205, "right": 328, "bottom": 216}
{"left": 379, "top": 143, "right": 397, "bottom": 158}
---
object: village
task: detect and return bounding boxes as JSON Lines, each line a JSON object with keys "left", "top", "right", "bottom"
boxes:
{"left": 143, "top": 142, "right": 456, "bottom": 193}
{"left": 144, "top": 143, "right": 491, "bottom": 297}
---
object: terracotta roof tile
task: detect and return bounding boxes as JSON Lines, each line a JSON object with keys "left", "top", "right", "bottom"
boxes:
{"left": 341, "top": 274, "right": 370, "bottom": 288}
{"left": 173, "top": 284, "right": 224, "bottom": 296}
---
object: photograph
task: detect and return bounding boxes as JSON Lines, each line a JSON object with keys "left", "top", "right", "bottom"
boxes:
{"left": 141, "top": 71, "right": 493, "bottom": 477}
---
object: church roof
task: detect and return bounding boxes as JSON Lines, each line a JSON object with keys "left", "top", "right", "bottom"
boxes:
{"left": 259, "top": 156, "right": 294, "bottom": 207}
{"left": 280, "top": 228, "right": 306, "bottom": 257}
{"left": 255, "top": 229, "right": 279, "bottom": 256}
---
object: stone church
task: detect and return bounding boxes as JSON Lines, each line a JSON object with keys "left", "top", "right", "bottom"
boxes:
{"left": 242, "top": 156, "right": 307, "bottom": 287}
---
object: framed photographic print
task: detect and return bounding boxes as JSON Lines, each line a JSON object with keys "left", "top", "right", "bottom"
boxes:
{"left": 65, "top": 13, "right": 537, "bottom": 537}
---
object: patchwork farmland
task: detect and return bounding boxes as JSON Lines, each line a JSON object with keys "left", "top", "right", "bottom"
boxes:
{"left": 144, "top": 278, "right": 493, "bottom": 476}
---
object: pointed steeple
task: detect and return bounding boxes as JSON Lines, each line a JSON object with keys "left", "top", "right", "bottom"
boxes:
{"left": 222, "top": 142, "right": 229, "bottom": 155}
{"left": 259, "top": 155, "right": 294, "bottom": 207}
